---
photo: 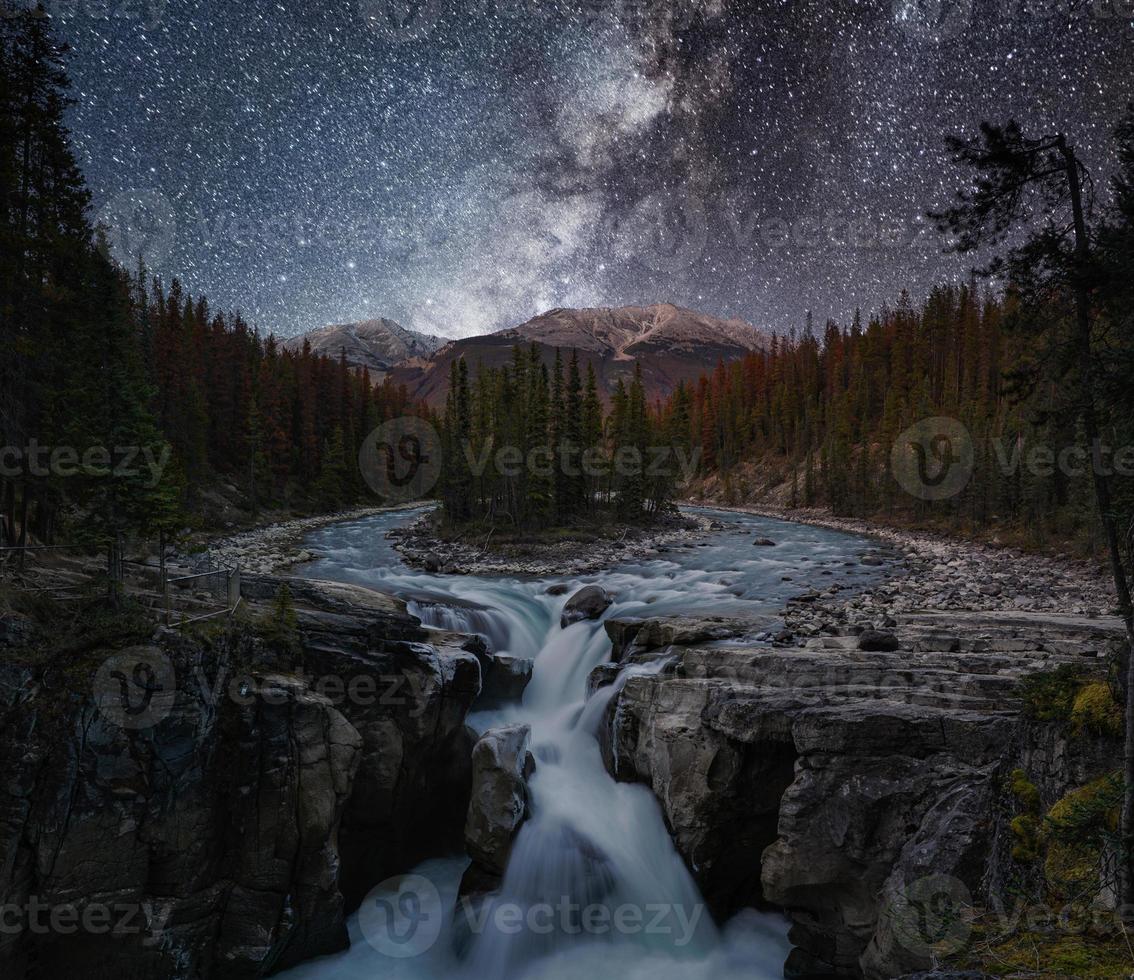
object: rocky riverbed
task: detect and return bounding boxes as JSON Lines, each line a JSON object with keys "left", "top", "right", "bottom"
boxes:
{"left": 698, "top": 503, "right": 1117, "bottom": 630}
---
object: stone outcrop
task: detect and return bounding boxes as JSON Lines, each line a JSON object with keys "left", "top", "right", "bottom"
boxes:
{"left": 0, "top": 576, "right": 480, "bottom": 979}
{"left": 462, "top": 635, "right": 533, "bottom": 707}
{"left": 597, "top": 610, "right": 1125, "bottom": 978}
{"left": 464, "top": 725, "right": 534, "bottom": 877}
{"left": 560, "top": 585, "right": 613, "bottom": 628}
{"left": 604, "top": 615, "right": 763, "bottom": 664}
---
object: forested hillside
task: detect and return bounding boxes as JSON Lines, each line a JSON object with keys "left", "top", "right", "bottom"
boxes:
{"left": 667, "top": 116, "right": 1134, "bottom": 557}
{"left": 0, "top": 10, "right": 419, "bottom": 565}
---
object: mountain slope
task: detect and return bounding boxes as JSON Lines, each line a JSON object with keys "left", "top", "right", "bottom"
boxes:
{"left": 283, "top": 318, "right": 447, "bottom": 380}
{"left": 390, "top": 303, "right": 769, "bottom": 404}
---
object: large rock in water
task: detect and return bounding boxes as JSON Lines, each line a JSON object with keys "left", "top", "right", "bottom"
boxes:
{"left": 462, "top": 635, "right": 533, "bottom": 707}
{"left": 595, "top": 613, "right": 1125, "bottom": 978}
{"left": 560, "top": 585, "right": 612, "bottom": 628}
{"left": 464, "top": 724, "right": 534, "bottom": 876}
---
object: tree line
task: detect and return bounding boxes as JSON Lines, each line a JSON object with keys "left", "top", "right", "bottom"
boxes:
{"left": 0, "top": 8, "right": 419, "bottom": 577}
{"left": 438, "top": 345, "right": 683, "bottom": 527}
{"left": 668, "top": 122, "right": 1134, "bottom": 561}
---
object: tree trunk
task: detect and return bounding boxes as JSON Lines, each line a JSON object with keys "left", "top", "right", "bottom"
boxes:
{"left": 0, "top": 478, "right": 14, "bottom": 547}
{"left": 1059, "top": 137, "right": 1134, "bottom": 905}
{"left": 15, "top": 479, "right": 28, "bottom": 569}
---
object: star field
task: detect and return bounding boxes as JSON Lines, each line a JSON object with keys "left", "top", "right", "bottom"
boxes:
{"left": 59, "top": 0, "right": 1134, "bottom": 338}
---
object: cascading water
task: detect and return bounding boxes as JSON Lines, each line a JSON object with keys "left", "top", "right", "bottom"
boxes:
{"left": 282, "top": 506, "right": 885, "bottom": 980}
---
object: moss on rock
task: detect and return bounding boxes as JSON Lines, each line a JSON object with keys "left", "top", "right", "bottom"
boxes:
{"left": 1070, "top": 681, "right": 1122, "bottom": 738}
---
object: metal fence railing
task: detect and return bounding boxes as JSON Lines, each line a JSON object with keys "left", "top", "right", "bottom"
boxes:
{"left": 2, "top": 545, "right": 242, "bottom": 627}
{"left": 164, "top": 564, "right": 242, "bottom": 627}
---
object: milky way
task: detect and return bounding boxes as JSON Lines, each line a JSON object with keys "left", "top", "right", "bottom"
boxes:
{"left": 59, "top": 0, "right": 1133, "bottom": 338}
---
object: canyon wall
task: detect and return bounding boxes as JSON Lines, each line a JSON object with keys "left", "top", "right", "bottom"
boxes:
{"left": 0, "top": 579, "right": 479, "bottom": 978}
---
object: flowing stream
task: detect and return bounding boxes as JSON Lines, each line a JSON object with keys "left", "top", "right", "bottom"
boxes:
{"left": 282, "top": 506, "right": 885, "bottom": 980}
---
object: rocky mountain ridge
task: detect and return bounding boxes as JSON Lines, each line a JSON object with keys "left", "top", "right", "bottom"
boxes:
{"left": 281, "top": 317, "right": 447, "bottom": 380}
{"left": 390, "top": 302, "right": 769, "bottom": 404}
{"left": 286, "top": 303, "right": 767, "bottom": 403}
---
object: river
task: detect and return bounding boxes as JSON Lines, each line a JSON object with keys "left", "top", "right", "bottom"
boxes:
{"left": 282, "top": 506, "right": 884, "bottom": 980}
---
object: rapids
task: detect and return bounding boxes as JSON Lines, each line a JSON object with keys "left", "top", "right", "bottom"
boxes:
{"left": 282, "top": 506, "right": 884, "bottom": 980}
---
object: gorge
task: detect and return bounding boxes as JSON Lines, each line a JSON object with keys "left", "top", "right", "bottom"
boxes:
{"left": 0, "top": 505, "right": 1123, "bottom": 979}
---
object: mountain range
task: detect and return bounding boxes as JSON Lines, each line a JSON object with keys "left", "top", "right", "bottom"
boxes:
{"left": 281, "top": 317, "right": 447, "bottom": 381}
{"left": 285, "top": 303, "right": 769, "bottom": 403}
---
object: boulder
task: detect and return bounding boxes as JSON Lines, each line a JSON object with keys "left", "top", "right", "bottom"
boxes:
{"left": 480, "top": 654, "right": 534, "bottom": 706}
{"left": 858, "top": 629, "right": 900, "bottom": 652}
{"left": 560, "top": 585, "right": 612, "bottom": 628}
{"left": 464, "top": 725, "right": 534, "bottom": 875}
{"left": 753, "top": 537, "right": 777, "bottom": 547}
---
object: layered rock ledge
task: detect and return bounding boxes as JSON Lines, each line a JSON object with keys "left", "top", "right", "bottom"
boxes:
{"left": 596, "top": 607, "right": 1126, "bottom": 978}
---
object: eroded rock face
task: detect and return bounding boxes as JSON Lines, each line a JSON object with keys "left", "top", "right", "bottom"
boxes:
{"left": 463, "top": 635, "right": 533, "bottom": 707}
{"left": 597, "top": 612, "right": 1123, "bottom": 978}
{"left": 561, "top": 586, "right": 612, "bottom": 628}
{"left": 0, "top": 579, "right": 481, "bottom": 979}
{"left": 0, "top": 634, "right": 362, "bottom": 979}
{"left": 464, "top": 724, "right": 534, "bottom": 876}
{"left": 281, "top": 599, "right": 481, "bottom": 910}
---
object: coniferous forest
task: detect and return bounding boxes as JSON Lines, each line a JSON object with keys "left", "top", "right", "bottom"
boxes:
{"left": 5, "top": 5, "right": 1134, "bottom": 571}
{"left": 665, "top": 122, "right": 1134, "bottom": 559}
{"left": 0, "top": 10, "right": 419, "bottom": 568}
{"left": 437, "top": 347, "right": 684, "bottom": 529}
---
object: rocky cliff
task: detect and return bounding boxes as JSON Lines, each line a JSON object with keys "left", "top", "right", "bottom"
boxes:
{"left": 282, "top": 318, "right": 447, "bottom": 382}
{"left": 0, "top": 576, "right": 479, "bottom": 978}
{"left": 596, "top": 609, "right": 1126, "bottom": 978}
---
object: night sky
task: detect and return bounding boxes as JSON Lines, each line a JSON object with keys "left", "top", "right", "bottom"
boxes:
{"left": 59, "top": 0, "right": 1133, "bottom": 339}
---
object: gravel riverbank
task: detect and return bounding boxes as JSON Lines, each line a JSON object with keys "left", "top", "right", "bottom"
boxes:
{"left": 692, "top": 502, "right": 1120, "bottom": 650}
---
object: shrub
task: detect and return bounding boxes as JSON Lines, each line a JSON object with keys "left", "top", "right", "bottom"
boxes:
{"left": 1042, "top": 771, "right": 1122, "bottom": 902}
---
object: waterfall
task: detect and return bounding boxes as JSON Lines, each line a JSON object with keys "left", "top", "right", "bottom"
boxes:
{"left": 283, "top": 505, "right": 882, "bottom": 980}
